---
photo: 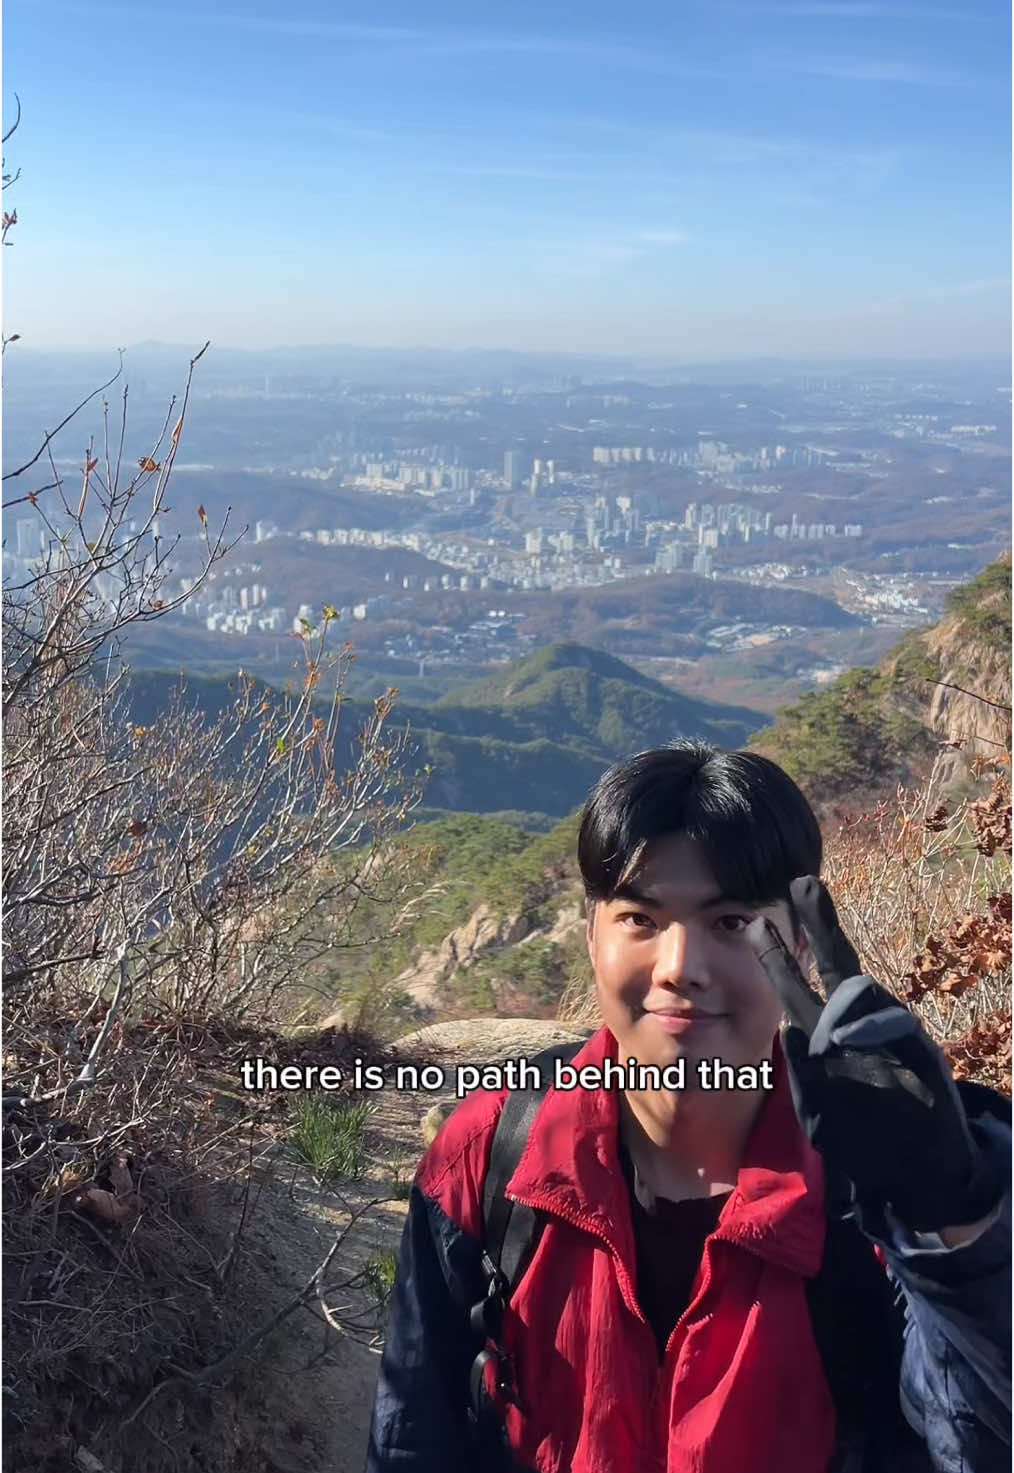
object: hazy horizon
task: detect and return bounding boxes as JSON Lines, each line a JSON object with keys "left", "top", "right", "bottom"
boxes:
{"left": 6, "top": 341, "right": 1010, "bottom": 369}
{"left": 4, "top": 0, "right": 1011, "bottom": 359}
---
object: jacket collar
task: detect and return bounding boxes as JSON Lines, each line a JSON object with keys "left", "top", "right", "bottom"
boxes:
{"left": 506, "top": 1025, "right": 826, "bottom": 1278}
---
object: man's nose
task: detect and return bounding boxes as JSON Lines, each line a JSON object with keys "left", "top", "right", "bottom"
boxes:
{"left": 652, "top": 922, "right": 709, "bottom": 987}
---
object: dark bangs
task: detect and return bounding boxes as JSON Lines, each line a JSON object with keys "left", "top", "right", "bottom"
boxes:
{"left": 578, "top": 742, "right": 822, "bottom": 910}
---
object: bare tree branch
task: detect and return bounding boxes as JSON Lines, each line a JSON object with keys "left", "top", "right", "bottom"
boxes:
{"left": 3, "top": 92, "right": 22, "bottom": 146}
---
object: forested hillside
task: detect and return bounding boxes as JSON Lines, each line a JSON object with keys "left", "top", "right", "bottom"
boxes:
{"left": 128, "top": 643, "right": 764, "bottom": 819}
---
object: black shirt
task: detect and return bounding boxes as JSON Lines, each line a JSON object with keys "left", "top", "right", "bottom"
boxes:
{"left": 618, "top": 1142, "right": 733, "bottom": 1362}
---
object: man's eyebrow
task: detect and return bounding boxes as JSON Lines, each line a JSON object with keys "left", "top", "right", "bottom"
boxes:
{"left": 699, "top": 893, "right": 758, "bottom": 910}
{"left": 609, "top": 885, "right": 760, "bottom": 910}
{"left": 609, "top": 883, "right": 663, "bottom": 908}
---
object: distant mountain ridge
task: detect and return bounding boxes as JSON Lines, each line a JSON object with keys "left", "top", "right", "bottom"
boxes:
{"left": 127, "top": 641, "right": 765, "bottom": 819}
{"left": 426, "top": 642, "right": 760, "bottom": 755}
{"left": 441, "top": 642, "right": 664, "bottom": 702}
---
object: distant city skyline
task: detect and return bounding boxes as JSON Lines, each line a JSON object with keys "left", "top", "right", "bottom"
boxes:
{"left": 3, "top": 0, "right": 1010, "bottom": 358}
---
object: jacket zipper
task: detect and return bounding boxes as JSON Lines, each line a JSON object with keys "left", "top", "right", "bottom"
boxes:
{"left": 506, "top": 1189, "right": 736, "bottom": 1359}
{"left": 505, "top": 1188, "right": 716, "bottom": 1472}
{"left": 648, "top": 1234, "right": 724, "bottom": 1437}
{"left": 505, "top": 1189, "right": 647, "bottom": 1328}
{"left": 660, "top": 1233, "right": 723, "bottom": 1362}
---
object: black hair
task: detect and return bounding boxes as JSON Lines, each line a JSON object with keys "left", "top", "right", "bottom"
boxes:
{"left": 578, "top": 742, "right": 822, "bottom": 922}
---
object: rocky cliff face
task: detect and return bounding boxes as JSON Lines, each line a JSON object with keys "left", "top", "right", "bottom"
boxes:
{"left": 394, "top": 899, "right": 585, "bottom": 1014}
{"left": 752, "top": 558, "right": 1011, "bottom": 806}
{"left": 923, "top": 615, "right": 1012, "bottom": 784}
{"left": 395, "top": 903, "right": 536, "bottom": 1008}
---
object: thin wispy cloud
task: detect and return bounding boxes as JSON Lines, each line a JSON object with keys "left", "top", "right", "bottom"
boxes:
{"left": 938, "top": 277, "right": 1012, "bottom": 297}
{"left": 720, "top": 3, "right": 968, "bottom": 17}
{"left": 420, "top": 163, "right": 607, "bottom": 183}
{"left": 207, "top": 100, "right": 907, "bottom": 205}
{"left": 263, "top": 17, "right": 733, "bottom": 79}
{"left": 46, "top": 3, "right": 729, "bottom": 78}
{"left": 637, "top": 230, "right": 691, "bottom": 245}
{"left": 288, "top": 119, "right": 410, "bottom": 146}
{"left": 45, "top": 3, "right": 432, "bottom": 43}
{"left": 250, "top": 112, "right": 887, "bottom": 201}
{"left": 758, "top": 51, "right": 976, "bottom": 84}
{"left": 539, "top": 116, "right": 904, "bottom": 180}
{"left": 504, "top": 230, "right": 691, "bottom": 280}
{"left": 45, "top": 1, "right": 978, "bottom": 91}
{"left": 507, "top": 229, "right": 689, "bottom": 257}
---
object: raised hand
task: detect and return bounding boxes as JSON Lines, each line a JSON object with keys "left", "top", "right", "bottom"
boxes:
{"left": 746, "top": 876, "right": 1000, "bottom": 1233}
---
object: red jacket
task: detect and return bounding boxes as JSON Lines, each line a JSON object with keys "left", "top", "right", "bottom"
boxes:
{"left": 367, "top": 1024, "right": 1011, "bottom": 1473}
{"left": 415, "top": 1025, "right": 836, "bottom": 1473}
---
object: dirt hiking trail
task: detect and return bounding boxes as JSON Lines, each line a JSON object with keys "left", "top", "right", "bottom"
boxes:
{"left": 198, "top": 1018, "right": 591, "bottom": 1473}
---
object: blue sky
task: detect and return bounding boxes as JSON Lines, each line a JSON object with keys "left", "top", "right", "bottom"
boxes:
{"left": 3, "top": 0, "right": 1011, "bottom": 357}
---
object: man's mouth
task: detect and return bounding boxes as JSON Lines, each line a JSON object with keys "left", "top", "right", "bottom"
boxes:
{"left": 644, "top": 1009, "right": 727, "bottom": 1034}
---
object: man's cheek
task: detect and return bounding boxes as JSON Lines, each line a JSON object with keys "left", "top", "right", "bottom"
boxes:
{"left": 596, "top": 932, "right": 628, "bottom": 973}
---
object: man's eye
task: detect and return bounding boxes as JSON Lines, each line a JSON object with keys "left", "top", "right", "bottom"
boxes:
{"left": 619, "top": 912, "right": 654, "bottom": 930}
{"left": 715, "top": 914, "right": 752, "bottom": 933}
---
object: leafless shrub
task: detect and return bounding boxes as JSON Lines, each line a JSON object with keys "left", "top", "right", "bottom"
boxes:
{"left": 2, "top": 343, "right": 423, "bottom": 1467}
{"left": 821, "top": 752, "right": 1011, "bottom": 1086}
{"left": 3, "top": 352, "right": 422, "bottom": 1037}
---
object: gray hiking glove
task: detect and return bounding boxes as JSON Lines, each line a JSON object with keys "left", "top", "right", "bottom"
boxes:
{"left": 746, "top": 876, "right": 1001, "bottom": 1233}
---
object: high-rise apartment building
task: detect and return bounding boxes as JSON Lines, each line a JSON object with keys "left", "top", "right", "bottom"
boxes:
{"left": 655, "top": 541, "right": 685, "bottom": 573}
{"left": 16, "top": 518, "right": 39, "bottom": 559}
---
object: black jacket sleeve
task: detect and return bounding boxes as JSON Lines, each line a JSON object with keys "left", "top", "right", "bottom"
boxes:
{"left": 365, "top": 1181, "right": 488, "bottom": 1472}
{"left": 857, "top": 1091, "right": 1012, "bottom": 1473}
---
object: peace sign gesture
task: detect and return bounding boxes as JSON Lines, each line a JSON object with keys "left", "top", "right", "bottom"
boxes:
{"left": 746, "top": 877, "right": 1000, "bottom": 1233}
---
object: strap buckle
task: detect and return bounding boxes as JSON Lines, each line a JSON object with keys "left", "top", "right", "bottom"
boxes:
{"left": 468, "top": 1254, "right": 518, "bottom": 1422}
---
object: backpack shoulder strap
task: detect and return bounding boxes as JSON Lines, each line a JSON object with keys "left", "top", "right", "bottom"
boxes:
{"left": 482, "top": 1039, "right": 585, "bottom": 1287}
{"left": 467, "top": 1039, "right": 585, "bottom": 1436}
{"left": 806, "top": 1212, "right": 892, "bottom": 1472}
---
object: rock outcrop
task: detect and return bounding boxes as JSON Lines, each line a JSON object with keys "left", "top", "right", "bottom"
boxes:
{"left": 923, "top": 616, "right": 1012, "bottom": 785}
{"left": 395, "top": 903, "right": 533, "bottom": 1008}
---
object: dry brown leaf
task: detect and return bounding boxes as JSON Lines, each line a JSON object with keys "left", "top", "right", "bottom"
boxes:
{"left": 938, "top": 972, "right": 977, "bottom": 997}
{"left": 72, "top": 1185, "right": 135, "bottom": 1226}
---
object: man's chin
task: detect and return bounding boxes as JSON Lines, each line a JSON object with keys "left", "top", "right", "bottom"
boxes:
{"left": 624, "top": 1029, "right": 705, "bottom": 1071}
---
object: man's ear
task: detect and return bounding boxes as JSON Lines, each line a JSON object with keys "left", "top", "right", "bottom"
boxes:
{"left": 585, "top": 902, "right": 596, "bottom": 966}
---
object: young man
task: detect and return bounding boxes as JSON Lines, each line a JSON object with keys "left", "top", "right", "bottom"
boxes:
{"left": 365, "top": 744, "right": 1011, "bottom": 1473}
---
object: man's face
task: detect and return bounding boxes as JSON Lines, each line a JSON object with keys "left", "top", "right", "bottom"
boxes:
{"left": 587, "top": 834, "right": 804, "bottom": 1084}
